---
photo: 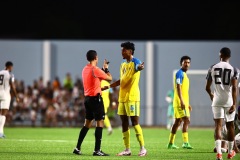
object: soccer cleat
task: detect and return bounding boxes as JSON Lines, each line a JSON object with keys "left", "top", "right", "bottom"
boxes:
{"left": 216, "top": 153, "right": 223, "bottom": 160}
{"left": 227, "top": 150, "right": 236, "bottom": 159}
{"left": 116, "top": 150, "right": 132, "bottom": 156}
{"left": 93, "top": 150, "right": 109, "bottom": 156}
{"left": 73, "top": 148, "right": 82, "bottom": 155}
{"left": 0, "top": 134, "right": 6, "bottom": 139}
{"left": 167, "top": 143, "right": 179, "bottom": 149}
{"left": 182, "top": 143, "right": 193, "bottom": 149}
{"left": 138, "top": 148, "right": 147, "bottom": 156}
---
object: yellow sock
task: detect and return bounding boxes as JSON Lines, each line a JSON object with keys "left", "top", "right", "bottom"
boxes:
{"left": 104, "top": 115, "right": 111, "bottom": 128}
{"left": 123, "top": 129, "right": 130, "bottom": 149}
{"left": 182, "top": 132, "right": 189, "bottom": 143}
{"left": 169, "top": 133, "right": 176, "bottom": 144}
{"left": 133, "top": 124, "right": 145, "bottom": 147}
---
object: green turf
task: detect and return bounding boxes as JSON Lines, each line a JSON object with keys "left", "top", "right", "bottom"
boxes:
{"left": 0, "top": 127, "right": 239, "bottom": 160}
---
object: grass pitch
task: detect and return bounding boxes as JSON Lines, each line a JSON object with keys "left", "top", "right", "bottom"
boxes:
{"left": 0, "top": 127, "right": 239, "bottom": 160}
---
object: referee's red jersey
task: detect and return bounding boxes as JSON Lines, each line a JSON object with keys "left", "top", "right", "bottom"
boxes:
{"left": 82, "top": 64, "right": 107, "bottom": 96}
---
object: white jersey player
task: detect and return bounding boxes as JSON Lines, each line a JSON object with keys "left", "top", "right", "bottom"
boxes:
{"left": 205, "top": 47, "right": 239, "bottom": 160}
{"left": 0, "top": 61, "right": 19, "bottom": 138}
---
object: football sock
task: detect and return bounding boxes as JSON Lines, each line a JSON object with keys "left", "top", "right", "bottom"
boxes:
{"left": 169, "top": 133, "right": 176, "bottom": 144}
{"left": 134, "top": 124, "right": 145, "bottom": 147}
{"left": 228, "top": 141, "right": 234, "bottom": 154}
{"left": 76, "top": 126, "right": 89, "bottom": 150}
{"left": 104, "top": 115, "right": 111, "bottom": 128}
{"left": 215, "top": 140, "right": 222, "bottom": 154}
{"left": 123, "top": 129, "right": 130, "bottom": 149}
{"left": 94, "top": 127, "right": 103, "bottom": 151}
{"left": 0, "top": 115, "right": 6, "bottom": 134}
{"left": 182, "top": 132, "right": 189, "bottom": 143}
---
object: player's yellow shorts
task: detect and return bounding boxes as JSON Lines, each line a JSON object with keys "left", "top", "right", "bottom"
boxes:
{"left": 174, "top": 106, "right": 190, "bottom": 118}
{"left": 118, "top": 101, "right": 140, "bottom": 116}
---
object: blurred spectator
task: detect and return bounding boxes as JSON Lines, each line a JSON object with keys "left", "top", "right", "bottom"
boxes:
{"left": 5, "top": 75, "right": 119, "bottom": 128}
{"left": 63, "top": 73, "right": 74, "bottom": 92}
{"left": 52, "top": 76, "right": 61, "bottom": 90}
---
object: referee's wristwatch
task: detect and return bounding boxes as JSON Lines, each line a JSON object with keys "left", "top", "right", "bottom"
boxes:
{"left": 102, "top": 67, "right": 110, "bottom": 73}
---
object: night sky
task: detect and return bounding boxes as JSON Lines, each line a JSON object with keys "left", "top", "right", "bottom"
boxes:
{"left": 0, "top": 1, "right": 240, "bottom": 40}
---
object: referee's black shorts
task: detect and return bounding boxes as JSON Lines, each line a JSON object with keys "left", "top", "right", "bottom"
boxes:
{"left": 84, "top": 94, "right": 105, "bottom": 121}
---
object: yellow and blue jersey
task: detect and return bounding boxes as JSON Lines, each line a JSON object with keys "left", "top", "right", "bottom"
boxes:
{"left": 119, "top": 57, "right": 142, "bottom": 102}
{"left": 173, "top": 68, "right": 190, "bottom": 108}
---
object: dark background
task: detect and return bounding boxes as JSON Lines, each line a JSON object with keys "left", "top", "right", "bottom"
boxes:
{"left": 0, "top": 1, "right": 240, "bottom": 40}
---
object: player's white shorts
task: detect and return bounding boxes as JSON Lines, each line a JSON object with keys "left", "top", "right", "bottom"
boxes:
{"left": 0, "top": 92, "right": 11, "bottom": 110}
{"left": 212, "top": 106, "right": 235, "bottom": 122}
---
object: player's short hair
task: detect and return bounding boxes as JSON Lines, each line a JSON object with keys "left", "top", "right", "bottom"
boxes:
{"left": 5, "top": 61, "right": 13, "bottom": 67}
{"left": 86, "top": 50, "right": 97, "bottom": 61}
{"left": 220, "top": 47, "right": 231, "bottom": 58}
{"left": 121, "top": 41, "right": 135, "bottom": 55}
{"left": 180, "top": 55, "right": 191, "bottom": 65}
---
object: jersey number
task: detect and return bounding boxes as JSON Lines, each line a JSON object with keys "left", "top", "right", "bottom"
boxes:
{"left": 214, "top": 68, "right": 231, "bottom": 85}
{"left": 0, "top": 74, "right": 4, "bottom": 85}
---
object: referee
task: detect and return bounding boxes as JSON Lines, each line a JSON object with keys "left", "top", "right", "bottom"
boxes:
{"left": 73, "top": 50, "right": 112, "bottom": 156}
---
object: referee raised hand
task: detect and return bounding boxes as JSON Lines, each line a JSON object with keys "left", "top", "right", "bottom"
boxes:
{"left": 73, "top": 50, "right": 112, "bottom": 156}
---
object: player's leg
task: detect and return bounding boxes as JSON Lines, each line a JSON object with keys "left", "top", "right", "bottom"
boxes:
{"left": 91, "top": 96, "right": 109, "bottom": 156}
{"left": 116, "top": 102, "right": 131, "bottom": 156}
{"left": 73, "top": 96, "right": 94, "bottom": 155}
{"left": 168, "top": 118, "right": 182, "bottom": 149}
{"left": 181, "top": 114, "right": 193, "bottom": 149}
{"left": 225, "top": 107, "right": 236, "bottom": 159}
{"left": 130, "top": 115, "right": 147, "bottom": 156}
{"left": 103, "top": 101, "right": 112, "bottom": 135}
{"left": 234, "top": 133, "right": 240, "bottom": 152}
{"left": 167, "top": 106, "right": 183, "bottom": 149}
{"left": 212, "top": 106, "right": 225, "bottom": 160}
{"left": 0, "top": 98, "right": 10, "bottom": 138}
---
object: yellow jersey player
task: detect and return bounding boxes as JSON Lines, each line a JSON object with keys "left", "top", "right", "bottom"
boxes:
{"left": 101, "top": 79, "right": 113, "bottom": 135}
{"left": 102, "top": 41, "right": 147, "bottom": 156}
{"left": 167, "top": 56, "right": 193, "bottom": 149}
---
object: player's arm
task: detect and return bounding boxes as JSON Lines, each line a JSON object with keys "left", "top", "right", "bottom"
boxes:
{"left": 102, "top": 59, "right": 112, "bottom": 81}
{"left": 9, "top": 77, "right": 20, "bottom": 102}
{"left": 205, "top": 80, "right": 213, "bottom": 101}
{"left": 229, "top": 77, "right": 238, "bottom": 114}
{"left": 176, "top": 84, "right": 185, "bottom": 110}
{"left": 137, "top": 62, "right": 144, "bottom": 71}
{"left": 102, "top": 80, "right": 120, "bottom": 91}
{"left": 205, "top": 67, "right": 214, "bottom": 101}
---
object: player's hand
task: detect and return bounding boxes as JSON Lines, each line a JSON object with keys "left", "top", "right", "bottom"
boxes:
{"left": 180, "top": 102, "right": 186, "bottom": 110}
{"left": 138, "top": 62, "right": 144, "bottom": 71}
{"left": 189, "top": 105, "right": 192, "bottom": 111}
{"left": 103, "top": 59, "right": 109, "bottom": 69}
{"left": 210, "top": 93, "right": 214, "bottom": 101}
{"left": 229, "top": 105, "right": 236, "bottom": 114}
{"left": 101, "top": 86, "right": 109, "bottom": 91}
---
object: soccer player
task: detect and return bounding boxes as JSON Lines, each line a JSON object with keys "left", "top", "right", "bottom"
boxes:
{"left": 205, "top": 47, "right": 239, "bottom": 160}
{"left": 101, "top": 79, "right": 113, "bottom": 135}
{"left": 165, "top": 89, "right": 174, "bottom": 130}
{"left": 167, "top": 56, "right": 193, "bottom": 149}
{"left": 213, "top": 106, "right": 240, "bottom": 153}
{"left": 102, "top": 41, "right": 147, "bottom": 156}
{"left": 0, "top": 61, "right": 19, "bottom": 138}
{"left": 73, "top": 50, "right": 112, "bottom": 156}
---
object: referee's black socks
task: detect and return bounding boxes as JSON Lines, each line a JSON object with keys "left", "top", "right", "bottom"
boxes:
{"left": 76, "top": 126, "right": 89, "bottom": 150}
{"left": 94, "top": 127, "right": 103, "bottom": 151}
